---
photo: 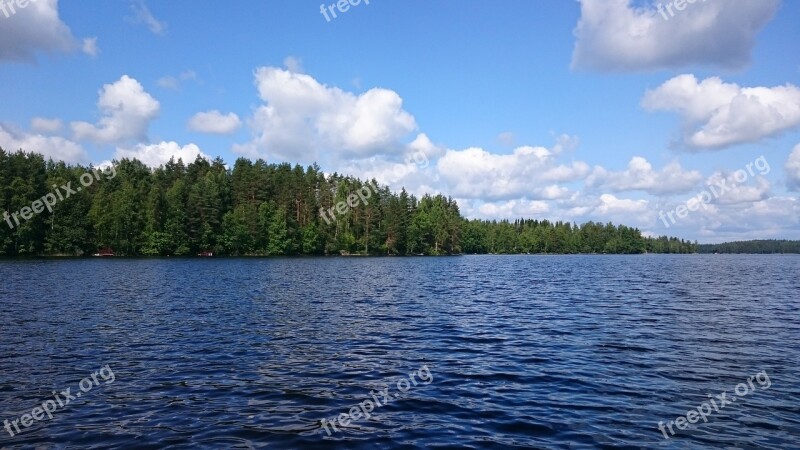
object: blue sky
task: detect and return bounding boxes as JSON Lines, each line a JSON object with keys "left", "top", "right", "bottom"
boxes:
{"left": 1, "top": 0, "right": 799, "bottom": 242}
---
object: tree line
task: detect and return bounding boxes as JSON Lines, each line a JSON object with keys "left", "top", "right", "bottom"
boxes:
{"left": 461, "top": 219, "right": 696, "bottom": 254}
{"left": 0, "top": 148, "right": 698, "bottom": 257}
{"left": 698, "top": 240, "right": 800, "bottom": 254}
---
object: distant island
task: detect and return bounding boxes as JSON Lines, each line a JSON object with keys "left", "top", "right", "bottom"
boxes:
{"left": 0, "top": 148, "right": 756, "bottom": 258}
{"left": 698, "top": 240, "right": 800, "bottom": 254}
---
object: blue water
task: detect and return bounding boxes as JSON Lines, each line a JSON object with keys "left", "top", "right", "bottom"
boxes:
{"left": 1, "top": 255, "right": 799, "bottom": 449}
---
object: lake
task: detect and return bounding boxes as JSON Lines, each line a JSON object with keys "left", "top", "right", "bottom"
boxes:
{"left": 1, "top": 255, "right": 798, "bottom": 449}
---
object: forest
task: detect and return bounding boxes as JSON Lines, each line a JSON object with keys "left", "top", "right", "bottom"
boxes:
{"left": 698, "top": 240, "right": 800, "bottom": 254}
{"left": 0, "top": 149, "right": 698, "bottom": 257}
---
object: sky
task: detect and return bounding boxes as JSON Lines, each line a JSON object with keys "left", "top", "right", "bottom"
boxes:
{"left": 0, "top": 0, "right": 799, "bottom": 243}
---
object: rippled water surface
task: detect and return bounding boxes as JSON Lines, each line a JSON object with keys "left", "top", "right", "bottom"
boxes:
{"left": 1, "top": 255, "right": 799, "bottom": 449}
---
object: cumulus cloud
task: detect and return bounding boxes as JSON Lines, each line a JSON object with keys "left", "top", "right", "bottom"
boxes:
{"left": 71, "top": 75, "right": 160, "bottom": 145}
{"left": 405, "top": 133, "right": 444, "bottom": 162}
{"left": 339, "top": 155, "right": 438, "bottom": 197}
{"left": 436, "top": 141, "right": 589, "bottom": 201}
{"left": 786, "top": 144, "right": 800, "bottom": 190}
{"left": 652, "top": 157, "right": 774, "bottom": 234}
{"left": 188, "top": 110, "right": 242, "bottom": 135}
{"left": 31, "top": 117, "right": 63, "bottom": 134}
{"left": 466, "top": 199, "right": 551, "bottom": 219}
{"left": 643, "top": 75, "right": 800, "bottom": 149}
{"left": 447, "top": 148, "right": 798, "bottom": 241}
{"left": 461, "top": 192, "right": 654, "bottom": 228}
{"left": 233, "top": 67, "right": 417, "bottom": 163}
{"left": 0, "top": 0, "right": 79, "bottom": 62}
{"left": 594, "top": 193, "right": 650, "bottom": 217}
{"left": 654, "top": 157, "right": 772, "bottom": 230}
{"left": 703, "top": 171, "right": 771, "bottom": 205}
{"left": 0, "top": 124, "right": 87, "bottom": 163}
{"left": 561, "top": 193, "right": 655, "bottom": 229}
{"left": 333, "top": 133, "right": 444, "bottom": 194}
{"left": 587, "top": 156, "right": 703, "bottom": 195}
{"left": 571, "top": 0, "right": 779, "bottom": 72}
{"left": 127, "top": 0, "right": 167, "bottom": 35}
{"left": 115, "top": 141, "right": 210, "bottom": 168}
{"left": 659, "top": 196, "right": 800, "bottom": 242}
{"left": 535, "top": 185, "right": 572, "bottom": 200}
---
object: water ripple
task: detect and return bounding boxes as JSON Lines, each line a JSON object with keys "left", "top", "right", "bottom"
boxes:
{"left": 0, "top": 255, "right": 798, "bottom": 448}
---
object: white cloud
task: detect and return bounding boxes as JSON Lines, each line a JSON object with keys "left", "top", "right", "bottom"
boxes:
{"left": 661, "top": 196, "right": 800, "bottom": 243}
{"left": 535, "top": 185, "right": 572, "bottom": 200}
{"left": 0, "top": 0, "right": 78, "bottom": 63}
{"left": 71, "top": 75, "right": 160, "bottom": 145}
{"left": 405, "top": 133, "right": 443, "bottom": 162}
{"left": 652, "top": 164, "right": 775, "bottom": 234}
{"left": 572, "top": 0, "right": 779, "bottom": 72}
{"left": 643, "top": 75, "right": 800, "bottom": 149}
{"left": 436, "top": 143, "right": 589, "bottom": 200}
{"left": 157, "top": 70, "right": 197, "bottom": 90}
{"left": 333, "top": 134, "right": 444, "bottom": 195}
{"left": 455, "top": 198, "right": 551, "bottom": 220}
{"left": 541, "top": 162, "right": 592, "bottom": 183}
{"left": 704, "top": 171, "right": 771, "bottom": 205}
{"left": 594, "top": 193, "right": 650, "bottom": 216}
{"left": 587, "top": 156, "right": 703, "bottom": 195}
{"left": 445, "top": 144, "right": 796, "bottom": 241}
{"left": 188, "top": 110, "right": 242, "bottom": 135}
{"left": 338, "top": 155, "right": 437, "bottom": 196}
{"left": 459, "top": 192, "right": 653, "bottom": 227}
{"left": 127, "top": 0, "right": 167, "bottom": 35}
{"left": 115, "top": 141, "right": 210, "bottom": 168}
{"left": 478, "top": 200, "right": 551, "bottom": 218}
{"left": 31, "top": 117, "right": 63, "bottom": 134}
{"left": 562, "top": 193, "right": 653, "bottom": 228}
{"left": 82, "top": 37, "right": 100, "bottom": 57}
{"left": 0, "top": 124, "right": 87, "bottom": 163}
{"left": 234, "top": 67, "right": 417, "bottom": 163}
{"left": 785, "top": 144, "right": 800, "bottom": 190}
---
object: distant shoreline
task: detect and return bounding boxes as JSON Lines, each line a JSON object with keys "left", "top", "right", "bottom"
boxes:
{"left": 2, "top": 252, "right": 799, "bottom": 261}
